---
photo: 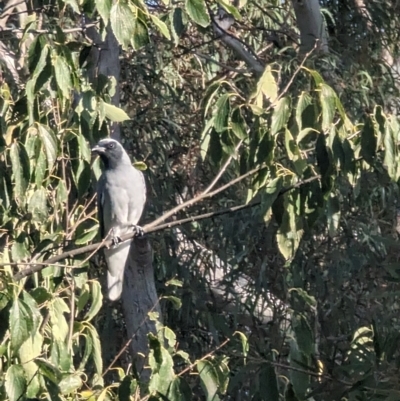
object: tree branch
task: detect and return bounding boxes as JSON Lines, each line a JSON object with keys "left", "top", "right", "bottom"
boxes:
{"left": 10, "top": 173, "right": 321, "bottom": 281}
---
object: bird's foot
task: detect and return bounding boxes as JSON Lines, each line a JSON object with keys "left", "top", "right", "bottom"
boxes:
{"left": 110, "top": 235, "right": 122, "bottom": 247}
{"left": 105, "top": 228, "right": 122, "bottom": 249}
{"left": 130, "top": 224, "right": 144, "bottom": 237}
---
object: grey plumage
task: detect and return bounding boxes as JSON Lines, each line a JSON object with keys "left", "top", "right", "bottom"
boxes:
{"left": 92, "top": 138, "right": 146, "bottom": 301}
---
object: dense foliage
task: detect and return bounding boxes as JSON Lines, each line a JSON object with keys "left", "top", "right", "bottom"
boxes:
{"left": 1, "top": 0, "right": 400, "bottom": 400}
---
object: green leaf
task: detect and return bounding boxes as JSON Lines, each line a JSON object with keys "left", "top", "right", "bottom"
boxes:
{"left": 165, "top": 278, "right": 183, "bottom": 287}
{"left": 320, "top": 84, "right": 336, "bottom": 131}
{"left": 255, "top": 65, "right": 278, "bottom": 103}
{"left": 58, "top": 374, "right": 82, "bottom": 395}
{"left": 167, "top": 377, "right": 192, "bottom": 401}
{"left": 327, "top": 195, "right": 340, "bottom": 237}
{"left": 119, "top": 376, "right": 138, "bottom": 401}
{"left": 230, "top": 107, "right": 247, "bottom": 139}
{"left": 51, "top": 340, "right": 71, "bottom": 372}
{"left": 217, "top": 0, "right": 241, "bottom": 20}
{"left": 292, "top": 312, "right": 314, "bottom": 356}
{"left": 28, "top": 188, "right": 48, "bottom": 222}
{"left": 49, "top": 298, "right": 70, "bottom": 341}
{"left": 19, "top": 331, "right": 43, "bottom": 399}
{"left": 37, "top": 124, "right": 58, "bottom": 171}
{"left": 101, "top": 101, "right": 130, "bottom": 122}
{"left": 150, "top": 14, "right": 171, "bottom": 40}
{"left": 271, "top": 97, "right": 291, "bottom": 135}
{"left": 148, "top": 333, "right": 175, "bottom": 395}
{"left": 75, "top": 226, "right": 98, "bottom": 245}
{"left": 110, "top": 2, "right": 136, "bottom": 49}
{"left": 97, "top": 0, "right": 112, "bottom": 25}
{"left": 84, "top": 281, "right": 103, "bottom": 321}
{"left": 197, "top": 360, "right": 220, "bottom": 401}
{"left": 11, "top": 234, "right": 30, "bottom": 262}
{"left": 296, "top": 92, "right": 312, "bottom": 130}
{"left": 85, "top": 323, "right": 103, "bottom": 374}
{"left": 361, "top": 116, "right": 377, "bottom": 165}
{"left": 10, "top": 142, "right": 29, "bottom": 202}
{"left": 131, "top": 15, "right": 149, "bottom": 49}
{"left": 161, "top": 295, "right": 182, "bottom": 310}
{"left": 77, "top": 132, "right": 91, "bottom": 162}
{"left": 234, "top": 331, "right": 249, "bottom": 358}
{"left": 258, "top": 364, "right": 279, "bottom": 401}
{"left": 53, "top": 53, "right": 72, "bottom": 98}
{"left": 5, "top": 365, "right": 26, "bottom": 401}
{"left": 35, "top": 358, "right": 63, "bottom": 383}
{"left": 214, "top": 94, "right": 230, "bottom": 133}
{"left": 185, "top": 0, "right": 210, "bottom": 27}
{"left": 171, "top": 7, "right": 186, "bottom": 44}
{"left": 289, "top": 339, "right": 310, "bottom": 399}
{"left": 10, "top": 298, "right": 33, "bottom": 351}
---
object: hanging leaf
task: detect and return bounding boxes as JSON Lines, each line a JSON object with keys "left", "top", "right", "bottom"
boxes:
{"left": 171, "top": 7, "right": 186, "bottom": 44}
{"left": 37, "top": 124, "right": 58, "bottom": 171}
{"left": 271, "top": 97, "right": 291, "bottom": 135}
{"left": 84, "top": 281, "right": 103, "bottom": 322}
{"left": 58, "top": 375, "right": 82, "bottom": 395}
{"left": 327, "top": 195, "right": 340, "bottom": 237}
{"left": 167, "top": 377, "right": 192, "bottom": 401}
{"left": 230, "top": 107, "right": 247, "bottom": 139}
{"left": 10, "top": 298, "right": 33, "bottom": 351}
{"left": 97, "top": 0, "right": 112, "bottom": 25}
{"left": 110, "top": 2, "right": 136, "bottom": 49}
{"left": 28, "top": 187, "right": 48, "bottom": 222}
{"left": 85, "top": 323, "right": 103, "bottom": 374}
{"left": 185, "top": 0, "right": 210, "bottom": 28}
{"left": 361, "top": 116, "right": 377, "bottom": 165}
{"left": 131, "top": 15, "right": 149, "bottom": 49}
{"left": 214, "top": 94, "right": 230, "bottom": 133}
{"left": 258, "top": 364, "right": 279, "bottom": 401}
{"left": 148, "top": 333, "right": 175, "bottom": 396}
{"left": 320, "top": 84, "right": 336, "bottom": 131}
{"left": 53, "top": 53, "right": 72, "bottom": 98}
{"left": 5, "top": 365, "right": 26, "bottom": 401}
{"left": 253, "top": 65, "right": 278, "bottom": 105}
{"left": 150, "top": 14, "right": 171, "bottom": 40}
{"left": 296, "top": 92, "right": 312, "bottom": 130}
{"left": 9, "top": 142, "right": 29, "bottom": 202}
{"left": 197, "top": 360, "right": 220, "bottom": 401}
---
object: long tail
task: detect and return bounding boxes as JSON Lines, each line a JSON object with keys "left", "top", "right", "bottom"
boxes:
{"left": 104, "top": 241, "right": 131, "bottom": 301}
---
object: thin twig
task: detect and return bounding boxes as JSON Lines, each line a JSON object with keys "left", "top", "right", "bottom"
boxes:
{"left": 266, "top": 43, "right": 316, "bottom": 111}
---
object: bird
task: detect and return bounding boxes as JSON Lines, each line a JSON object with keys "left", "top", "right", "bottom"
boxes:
{"left": 91, "top": 138, "right": 146, "bottom": 301}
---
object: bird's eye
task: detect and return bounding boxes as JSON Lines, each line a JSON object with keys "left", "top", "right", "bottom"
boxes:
{"left": 108, "top": 143, "right": 115, "bottom": 149}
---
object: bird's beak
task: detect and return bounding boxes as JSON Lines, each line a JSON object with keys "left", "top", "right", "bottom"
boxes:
{"left": 91, "top": 145, "right": 105, "bottom": 154}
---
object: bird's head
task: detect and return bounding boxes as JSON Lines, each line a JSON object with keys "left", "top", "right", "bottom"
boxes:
{"left": 91, "top": 139, "right": 130, "bottom": 170}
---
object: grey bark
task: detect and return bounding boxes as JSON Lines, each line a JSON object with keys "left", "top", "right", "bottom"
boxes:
{"left": 121, "top": 235, "right": 160, "bottom": 382}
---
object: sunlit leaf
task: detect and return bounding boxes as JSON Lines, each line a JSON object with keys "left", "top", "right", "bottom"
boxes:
{"left": 5, "top": 365, "right": 26, "bottom": 401}
{"left": 150, "top": 14, "right": 171, "bottom": 40}
{"left": 84, "top": 281, "right": 103, "bottom": 321}
{"left": 185, "top": 0, "right": 210, "bottom": 27}
{"left": 101, "top": 101, "right": 130, "bottom": 122}
{"left": 10, "top": 298, "right": 33, "bottom": 351}
{"left": 271, "top": 97, "right": 291, "bottom": 135}
{"left": 110, "top": 2, "right": 136, "bottom": 49}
